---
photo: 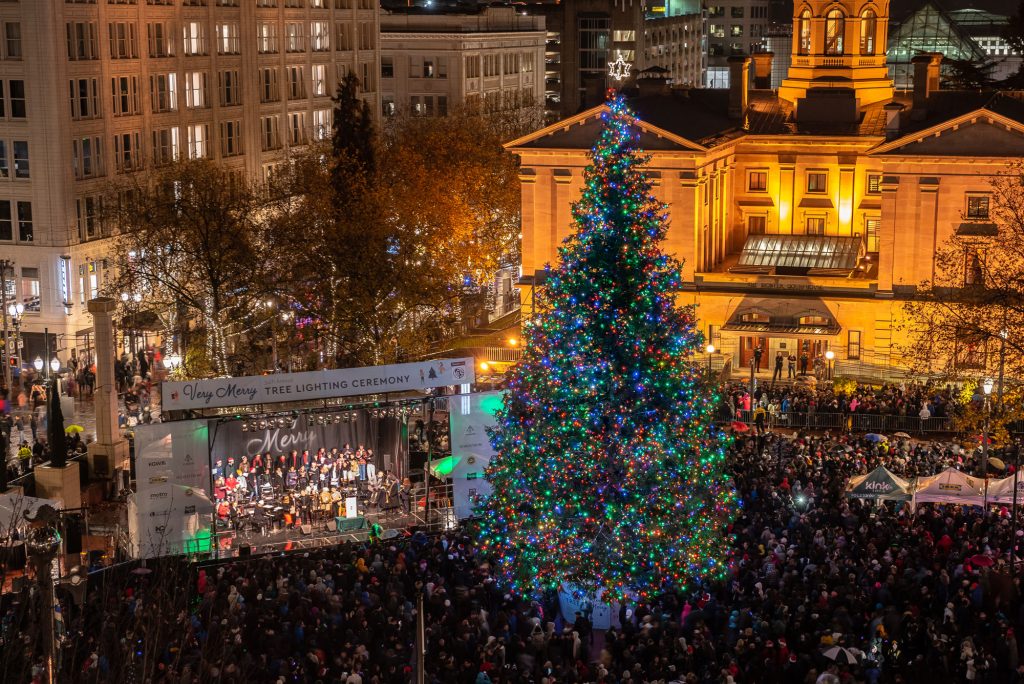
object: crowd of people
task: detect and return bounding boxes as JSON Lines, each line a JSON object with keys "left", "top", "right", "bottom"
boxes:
{"left": 2, "top": 418, "right": 1019, "bottom": 684}
{"left": 212, "top": 445, "right": 412, "bottom": 535}
{"left": 724, "top": 380, "right": 960, "bottom": 426}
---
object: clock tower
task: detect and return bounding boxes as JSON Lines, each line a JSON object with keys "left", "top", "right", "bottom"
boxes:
{"left": 778, "top": 0, "right": 894, "bottom": 109}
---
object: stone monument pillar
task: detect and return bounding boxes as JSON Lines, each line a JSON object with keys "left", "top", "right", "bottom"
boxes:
{"left": 86, "top": 297, "right": 128, "bottom": 479}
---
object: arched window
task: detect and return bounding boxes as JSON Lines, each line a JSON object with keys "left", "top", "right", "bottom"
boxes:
{"left": 860, "top": 9, "right": 877, "bottom": 55}
{"left": 825, "top": 9, "right": 845, "bottom": 55}
{"left": 798, "top": 9, "right": 812, "bottom": 55}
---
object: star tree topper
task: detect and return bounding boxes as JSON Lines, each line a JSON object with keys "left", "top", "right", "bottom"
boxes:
{"left": 608, "top": 53, "right": 632, "bottom": 81}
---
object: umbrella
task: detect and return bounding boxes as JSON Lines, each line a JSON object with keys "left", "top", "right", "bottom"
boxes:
{"left": 131, "top": 567, "right": 152, "bottom": 575}
{"left": 64, "top": 425, "right": 85, "bottom": 434}
{"left": 893, "top": 432, "right": 911, "bottom": 439}
{"left": 864, "top": 434, "right": 888, "bottom": 443}
{"left": 969, "top": 554, "right": 995, "bottom": 567}
{"left": 730, "top": 421, "right": 750, "bottom": 433}
{"left": 989, "top": 457, "right": 1006, "bottom": 471}
{"left": 821, "top": 646, "right": 860, "bottom": 664}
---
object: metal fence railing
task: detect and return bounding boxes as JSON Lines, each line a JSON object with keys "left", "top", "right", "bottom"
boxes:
{"left": 728, "top": 410, "right": 955, "bottom": 433}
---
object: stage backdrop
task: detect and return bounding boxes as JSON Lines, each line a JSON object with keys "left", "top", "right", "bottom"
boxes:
{"left": 162, "top": 358, "right": 474, "bottom": 412}
{"left": 448, "top": 391, "right": 504, "bottom": 519}
{"left": 129, "top": 420, "right": 214, "bottom": 559}
{"left": 209, "top": 413, "right": 406, "bottom": 478}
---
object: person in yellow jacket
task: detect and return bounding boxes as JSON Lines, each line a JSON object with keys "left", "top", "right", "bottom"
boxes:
{"left": 17, "top": 442, "right": 32, "bottom": 474}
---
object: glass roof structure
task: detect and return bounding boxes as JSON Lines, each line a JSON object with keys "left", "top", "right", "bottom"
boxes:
{"left": 733, "top": 234, "right": 864, "bottom": 275}
{"left": 887, "top": 2, "right": 986, "bottom": 89}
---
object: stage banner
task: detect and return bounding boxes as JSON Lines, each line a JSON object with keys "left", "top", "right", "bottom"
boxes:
{"left": 130, "top": 421, "right": 214, "bottom": 559}
{"left": 449, "top": 391, "right": 504, "bottom": 519}
{"left": 162, "top": 358, "right": 475, "bottom": 412}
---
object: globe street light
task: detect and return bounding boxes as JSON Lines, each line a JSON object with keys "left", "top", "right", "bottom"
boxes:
{"left": 33, "top": 356, "right": 43, "bottom": 372}
{"left": 49, "top": 357, "right": 60, "bottom": 374}
{"left": 705, "top": 344, "right": 715, "bottom": 375}
{"left": 824, "top": 350, "right": 835, "bottom": 380}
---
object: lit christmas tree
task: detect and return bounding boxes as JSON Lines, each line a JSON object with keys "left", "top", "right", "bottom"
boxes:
{"left": 478, "top": 94, "right": 737, "bottom": 602}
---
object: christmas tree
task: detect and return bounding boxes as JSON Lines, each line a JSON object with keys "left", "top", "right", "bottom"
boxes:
{"left": 478, "top": 94, "right": 737, "bottom": 602}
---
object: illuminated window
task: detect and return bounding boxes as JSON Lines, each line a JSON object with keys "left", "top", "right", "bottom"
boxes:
{"left": 741, "top": 312, "right": 770, "bottom": 323}
{"left": 867, "top": 174, "right": 881, "bottom": 194}
{"left": 748, "top": 170, "right": 767, "bottom": 192}
{"left": 798, "top": 10, "right": 811, "bottom": 55}
{"left": 807, "top": 171, "right": 827, "bottom": 193}
{"left": 966, "top": 194, "right": 990, "bottom": 219}
{"left": 860, "top": 10, "right": 876, "bottom": 55}
{"left": 799, "top": 315, "right": 830, "bottom": 326}
{"left": 806, "top": 217, "right": 826, "bottom": 235}
{"left": 825, "top": 10, "right": 845, "bottom": 55}
{"left": 748, "top": 215, "right": 767, "bottom": 234}
{"left": 848, "top": 330, "right": 861, "bottom": 360}
{"left": 865, "top": 218, "right": 880, "bottom": 252}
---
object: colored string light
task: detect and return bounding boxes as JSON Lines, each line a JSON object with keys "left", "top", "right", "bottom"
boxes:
{"left": 477, "top": 92, "right": 738, "bottom": 603}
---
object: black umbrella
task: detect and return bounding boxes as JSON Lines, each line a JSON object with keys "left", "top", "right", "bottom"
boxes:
{"left": 47, "top": 379, "right": 67, "bottom": 469}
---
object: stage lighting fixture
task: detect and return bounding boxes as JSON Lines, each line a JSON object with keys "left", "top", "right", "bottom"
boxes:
{"left": 258, "top": 420, "right": 267, "bottom": 430}
{"left": 240, "top": 422, "right": 248, "bottom": 432}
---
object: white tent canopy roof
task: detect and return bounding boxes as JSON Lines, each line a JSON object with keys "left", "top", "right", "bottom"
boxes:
{"left": 913, "top": 467, "right": 986, "bottom": 507}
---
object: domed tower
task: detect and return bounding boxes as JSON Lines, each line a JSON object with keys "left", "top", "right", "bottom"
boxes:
{"left": 778, "top": 0, "right": 894, "bottom": 109}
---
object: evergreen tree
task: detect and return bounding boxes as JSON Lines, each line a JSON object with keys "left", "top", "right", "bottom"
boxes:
{"left": 478, "top": 94, "right": 737, "bottom": 602}
{"left": 330, "top": 72, "right": 375, "bottom": 203}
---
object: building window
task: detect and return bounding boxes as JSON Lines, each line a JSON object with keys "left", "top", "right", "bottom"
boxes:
{"left": 0, "top": 201, "right": 9, "bottom": 241}
{"left": 964, "top": 249, "right": 985, "bottom": 286}
{"left": 70, "top": 78, "right": 100, "bottom": 119}
{"left": 287, "top": 66, "right": 305, "bottom": 99}
{"left": 77, "top": 196, "right": 102, "bottom": 241}
{"left": 73, "top": 136, "right": 103, "bottom": 179}
{"left": 219, "top": 70, "right": 240, "bottom": 106}
{"left": 865, "top": 217, "right": 880, "bottom": 252}
{"left": 187, "top": 124, "right": 209, "bottom": 159}
{"left": 313, "top": 108, "right": 331, "bottom": 139}
{"left": 464, "top": 55, "right": 479, "bottom": 78}
{"left": 867, "top": 174, "right": 881, "bottom": 194}
{"left": 16, "top": 203, "right": 32, "bottom": 243}
{"left": 151, "top": 127, "right": 180, "bottom": 165}
{"left": 966, "top": 194, "right": 990, "bottom": 220}
{"left": 311, "top": 21, "right": 330, "bottom": 51}
{"left": 185, "top": 71, "right": 207, "bottom": 108}
{"left": 5, "top": 22, "right": 21, "bottom": 60}
{"left": 257, "top": 22, "right": 277, "bottom": 54}
{"left": 9, "top": 80, "right": 24, "bottom": 118}
{"left": 748, "top": 170, "right": 767, "bottom": 192}
{"left": 807, "top": 171, "right": 827, "bottom": 193}
{"left": 740, "top": 312, "right": 770, "bottom": 323}
{"left": 67, "top": 22, "right": 99, "bottom": 60}
{"left": 216, "top": 23, "right": 240, "bottom": 55}
{"left": 111, "top": 76, "right": 141, "bottom": 116}
{"left": 20, "top": 266, "right": 40, "bottom": 311}
{"left": 108, "top": 22, "right": 139, "bottom": 59}
{"left": 183, "top": 22, "right": 207, "bottom": 56}
{"left": 114, "top": 132, "right": 142, "bottom": 172}
{"left": 261, "top": 115, "right": 280, "bottom": 150}
{"left": 730, "top": 25, "right": 743, "bottom": 37}
{"left": 261, "top": 67, "right": 279, "bottom": 102}
{"left": 806, "top": 217, "right": 826, "bottom": 235}
{"left": 825, "top": 10, "right": 845, "bottom": 55}
{"left": 285, "top": 22, "right": 304, "bottom": 52}
{"left": 289, "top": 111, "right": 306, "bottom": 144}
{"left": 847, "top": 330, "right": 861, "bottom": 360}
{"left": 220, "top": 120, "right": 243, "bottom": 157}
{"left": 311, "top": 64, "right": 327, "bottom": 96}
{"left": 12, "top": 140, "right": 27, "bottom": 179}
{"left": 150, "top": 73, "right": 178, "bottom": 112}
{"left": 147, "top": 22, "right": 173, "bottom": 58}
{"left": 798, "top": 10, "right": 811, "bottom": 55}
{"left": 860, "top": 10, "right": 876, "bottom": 55}
{"left": 748, "top": 215, "right": 767, "bottom": 234}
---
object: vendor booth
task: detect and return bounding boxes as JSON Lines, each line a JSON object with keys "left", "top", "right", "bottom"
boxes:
{"left": 913, "top": 467, "right": 986, "bottom": 508}
{"left": 845, "top": 466, "right": 913, "bottom": 502}
{"left": 986, "top": 474, "right": 1024, "bottom": 506}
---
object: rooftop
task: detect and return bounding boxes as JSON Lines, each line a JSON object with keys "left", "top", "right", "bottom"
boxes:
{"left": 380, "top": 6, "right": 545, "bottom": 33}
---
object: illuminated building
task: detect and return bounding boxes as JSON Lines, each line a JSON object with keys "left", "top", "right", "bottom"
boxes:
{"left": 508, "top": 0, "right": 1024, "bottom": 375}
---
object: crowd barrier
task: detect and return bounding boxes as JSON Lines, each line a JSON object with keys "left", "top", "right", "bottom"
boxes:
{"left": 727, "top": 410, "right": 955, "bottom": 433}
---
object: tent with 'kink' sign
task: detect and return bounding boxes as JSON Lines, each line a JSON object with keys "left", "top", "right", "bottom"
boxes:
{"left": 845, "top": 466, "right": 913, "bottom": 502}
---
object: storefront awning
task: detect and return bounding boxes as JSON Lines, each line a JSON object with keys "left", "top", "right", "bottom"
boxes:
{"left": 732, "top": 234, "right": 864, "bottom": 275}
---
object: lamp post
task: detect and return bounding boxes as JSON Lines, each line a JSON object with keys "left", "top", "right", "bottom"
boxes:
{"left": 825, "top": 350, "right": 835, "bottom": 381}
{"left": 705, "top": 343, "right": 715, "bottom": 376}
{"left": 7, "top": 302, "right": 24, "bottom": 389}
{"left": 1011, "top": 439, "right": 1021, "bottom": 581}
{"left": 998, "top": 327, "right": 1008, "bottom": 409}
{"left": 982, "top": 377, "right": 994, "bottom": 510}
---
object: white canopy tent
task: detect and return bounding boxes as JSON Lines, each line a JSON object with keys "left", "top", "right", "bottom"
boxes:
{"left": 986, "top": 475, "right": 1024, "bottom": 505}
{"left": 913, "top": 467, "right": 986, "bottom": 507}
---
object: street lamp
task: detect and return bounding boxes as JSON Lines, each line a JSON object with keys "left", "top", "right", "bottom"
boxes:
{"left": 6, "top": 302, "right": 24, "bottom": 384}
{"left": 49, "top": 358, "right": 59, "bottom": 374}
{"left": 982, "top": 377, "right": 994, "bottom": 510}
{"left": 33, "top": 356, "right": 43, "bottom": 372}
{"left": 705, "top": 343, "right": 715, "bottom": 375}
{"left": 825, "top": 350, "right": 835, "bottom": 381}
